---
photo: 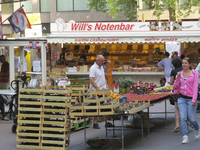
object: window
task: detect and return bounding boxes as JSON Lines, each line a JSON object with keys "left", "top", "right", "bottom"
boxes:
{"left": 138, "top": 0, "right": 167, "bottom": 9}
{"left": 57, "top": 0, "right": 73, "bottom": 11}
{"left": 41, "top": 0, "right": 50, "bottom": 12}
{"left": 21, "top": 0, "right": 33, "bottom": 13}
{"left": 2, "top": 3, "right": 13, "bottom": 13}
{"left": 179, "top": 0, "right": 188, "bottom": 6}
{"left": 138, "top": 0, "right": 149, "bottom": 10}
{"left": 57, "top": 0, "right": 90, "bottom": 11}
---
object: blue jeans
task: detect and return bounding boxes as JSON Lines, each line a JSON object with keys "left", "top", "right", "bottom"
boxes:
{"left": 178, "top": 97, "right": 199, "bottom": 136}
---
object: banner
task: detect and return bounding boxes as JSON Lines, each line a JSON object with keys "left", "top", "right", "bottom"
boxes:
{"left": 8, "top": 8, "right": 31, "bottom": 34}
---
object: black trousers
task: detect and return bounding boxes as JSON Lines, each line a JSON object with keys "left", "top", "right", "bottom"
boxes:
{"left": 0, "top": 95, "right": 6, "bottom": 117}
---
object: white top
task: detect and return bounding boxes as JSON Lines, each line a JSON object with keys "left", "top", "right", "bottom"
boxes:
{"left": 89, "top": 62, "right": 107, "bottom": 90}
{"left": 18, "top": 56, "right": 28, "bottom": 72}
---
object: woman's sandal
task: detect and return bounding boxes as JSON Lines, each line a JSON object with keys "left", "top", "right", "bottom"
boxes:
{"left": 172, "top": 126, "right": 179, "bottom": 132}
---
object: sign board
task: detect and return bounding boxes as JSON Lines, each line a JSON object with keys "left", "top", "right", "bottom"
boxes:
{"left": 51, "top": 45, "right": 60, "bottom": 60}
{"left": 33, "top": 61, "right": 40, "bottom": 71}
{"left": 26, "top": 13, "right": 41, "bottom": 25}
{"left": 25, "top": 25, "right": 42, "bottom": 37}
{"left": 51, "top": 21, "right": 200, "bottom": 33}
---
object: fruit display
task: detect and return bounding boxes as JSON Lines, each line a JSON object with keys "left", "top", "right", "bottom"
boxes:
{"left": 154, "top": 85, "right": 173, "bottom": 92}
{"left": 124, "top": 92, "right": 171, "bottom": 102}
{"left": 118, "top": 77, "right": 134, "bottom": 94}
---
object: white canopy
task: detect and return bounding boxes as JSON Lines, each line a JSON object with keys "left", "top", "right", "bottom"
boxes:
{"left": 47, "top": 31, "right": 200, "bottom": 44}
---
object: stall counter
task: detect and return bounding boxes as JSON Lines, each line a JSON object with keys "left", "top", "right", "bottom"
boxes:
{"left": 65, "top": 72, "right": 164, "bottom": 92}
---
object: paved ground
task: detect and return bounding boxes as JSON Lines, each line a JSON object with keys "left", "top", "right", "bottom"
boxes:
{"left": 1, "top": 100, "right": 200, "bottom": 150}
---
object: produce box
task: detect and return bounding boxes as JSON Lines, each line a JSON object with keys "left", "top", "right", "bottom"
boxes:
{"left": 70, "top": 78, "right": 90, "bottom": 86}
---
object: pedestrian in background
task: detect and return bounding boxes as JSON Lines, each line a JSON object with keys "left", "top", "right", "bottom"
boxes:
{"left": 174, "top": 57, "right": 200, "bottom": 144}
{"left": 157, "top": 52, "right": 173, "bottom": 86}
{"left": 168, "top": 57, "right": 182, "bottom": 132}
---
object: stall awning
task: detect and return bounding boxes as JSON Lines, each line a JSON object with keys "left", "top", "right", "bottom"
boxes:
{"left": 48, "top": 21, "right": 200, "bottom": 44}
{"left": 47, "top": 31, "right": 200, "bottom": 44}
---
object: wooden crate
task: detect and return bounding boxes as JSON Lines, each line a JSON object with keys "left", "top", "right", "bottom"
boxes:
{"left": 99, "top": 100, "right": 120, "bottom": 115}
{"left": 17, "top": 87, "right": 43, "bottom": 149}
{"left": 69, "top": 103, "right": 84, "bottom": 116}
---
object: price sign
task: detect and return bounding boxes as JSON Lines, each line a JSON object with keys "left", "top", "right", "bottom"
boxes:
{"left": 51, "top": 45, "right": 60, "bottom": 60}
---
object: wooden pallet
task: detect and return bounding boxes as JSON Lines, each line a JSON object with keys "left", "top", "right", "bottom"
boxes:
{"left": 17, "top": 86, "right": 72, "bottom": 150}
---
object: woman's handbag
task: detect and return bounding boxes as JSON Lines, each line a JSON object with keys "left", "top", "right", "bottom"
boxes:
{"left": 169, "top": 94, "right": 179, "bottom": 105}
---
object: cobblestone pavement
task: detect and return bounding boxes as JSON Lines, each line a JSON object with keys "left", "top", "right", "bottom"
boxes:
{"left": 1, "top": 101, "right": 200, "bottom": 150}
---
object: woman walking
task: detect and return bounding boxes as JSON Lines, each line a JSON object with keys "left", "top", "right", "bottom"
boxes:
{"left": 158, "top": 52, "right": 173, "bottom": 86}
{"left": 168, "top": 57, "right": 183, "bottom": 132}
{"left": 174, "top": 57, "right": 200, "bottom": 144}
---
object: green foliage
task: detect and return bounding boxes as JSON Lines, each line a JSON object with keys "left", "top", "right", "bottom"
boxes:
{"left": 88, "top": 0, "right": 200, "bottom": 21}
{"left": 118, "top": 77, "right": 134, "bottom": 88}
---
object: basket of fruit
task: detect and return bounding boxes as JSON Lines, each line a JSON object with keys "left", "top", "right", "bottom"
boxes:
{"left": 86, "top": 139, "right": 109, "bottom": 149}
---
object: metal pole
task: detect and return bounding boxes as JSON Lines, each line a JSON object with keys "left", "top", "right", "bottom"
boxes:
{"left": 165, "top": 100, "right": 167, "bottom": 127}
{"left": 84, "top": 117, "right": 86, "bottom": 150}
{"left": 141, "top": 112, "right": 143, "bottom": 139}
{"left": 121, "top": 115, "right": 124, "bottom": 150}
{"left": 113, "top": 116, "right": 115, "bottom": 137}
{"left": 147, "top": 107, "right": 150, "bottom": 135}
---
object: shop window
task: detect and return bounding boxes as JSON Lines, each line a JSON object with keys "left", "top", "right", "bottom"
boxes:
{"left": 21, "top": 0, "right": 32, "bottom": 13}
{"left": 2, "top": 3, "right": 13, "bottom": 13}
{"left": 40, "top": 0, "right": 50, "bottom": 12}
{"left": 0, "top": 47, "right": 10, "bottom": 90}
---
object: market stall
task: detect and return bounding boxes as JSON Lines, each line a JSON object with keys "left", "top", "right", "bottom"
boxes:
{"left": 47, "top": 21, "right": 200, "bottom": 90}
{"left": 0, "top": 39, "right": 47, "bottom": 95}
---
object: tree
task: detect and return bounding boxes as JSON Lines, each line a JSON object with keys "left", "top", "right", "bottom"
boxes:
{"left": 88, "top": 0, "right": 200, "bottom": 21}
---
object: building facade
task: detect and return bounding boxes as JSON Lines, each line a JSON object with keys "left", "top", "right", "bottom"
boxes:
{"left": 1, "top": 0, "right": 199, "bottom": 37}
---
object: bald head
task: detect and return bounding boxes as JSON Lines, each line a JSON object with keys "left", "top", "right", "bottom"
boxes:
{"left": 96, "top": 55, "right": 104, "bottom": 66}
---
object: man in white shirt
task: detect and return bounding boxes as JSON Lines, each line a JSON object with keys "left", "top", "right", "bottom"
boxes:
{"left": 89, "top": 55, "right": 114, "bottom": 129}
{"left": 18, "top": 50, "right": 28, "bottom": 74}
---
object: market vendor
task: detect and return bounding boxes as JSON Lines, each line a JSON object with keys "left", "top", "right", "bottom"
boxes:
{"left": 89, "top": 55, "right": 114, "bottom": 129}
{"left": 60, "top": 47, "right": 66, "bottom": 65}
{"left": 79, "top": 50, "right": 87, "bottom": 65}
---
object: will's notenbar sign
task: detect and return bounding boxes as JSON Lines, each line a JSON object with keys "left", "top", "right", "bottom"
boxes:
{"left": 71, "top": 23, "right": 134, "bottom": 31}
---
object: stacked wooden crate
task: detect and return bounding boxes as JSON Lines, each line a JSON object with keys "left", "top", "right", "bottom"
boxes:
{"left": 17, "top": 86, "right": 72, "bottom": 150}
{"left": 69, "top": 85, "right": 92, "bottom": 130}
{"left": 17, "top": 87, "right": 43, "bottom": 149}
{"left": 69, "top": 88, "right": 120, "bottom": 116}
{"left": 41, "top": 87, "right": 71, "bottom": 150}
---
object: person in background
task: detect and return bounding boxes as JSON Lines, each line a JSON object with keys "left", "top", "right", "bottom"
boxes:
{"left": 171, "top": 51, "right": 178, "bottom": 59}
{"left": 89, "top": 55, "right": 114, "bottom": 129}
{"left": 60, "top": 47, "right": 66, "bottom": 65}
{"left": 0, "top": 95, "right": 13, "bottom": 121}
{"left": 0, "top": 55, "right": 9, "bottom": 89}
{"left": 180, "top": 54, "right": 185, "bottom": 61}
{"left": 18, "top": 50, "right": 28, "bottom": 74}
{"left": 0, "top": 55, "right": 14, "bottom": 120}
{"left": 168, "top": 57, "right": 183, "bottom": 132}
{"left": 157, "top": 52, "right": 173, "bottom": 86}
{"left": 174, "top": 57, "right": 200, "bottom": 144}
